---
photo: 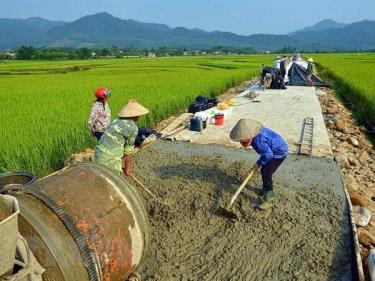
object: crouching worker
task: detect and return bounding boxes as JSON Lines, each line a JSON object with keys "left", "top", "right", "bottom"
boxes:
{"left": 230, "top": 119, "right": 288, "bottom": 210}
{"left": 94, "top": 99, "right": 149, "bottom": 176}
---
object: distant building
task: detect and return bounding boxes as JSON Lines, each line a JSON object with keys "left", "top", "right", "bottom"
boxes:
{"left": 148, "top": 52, "right": 156, "bottom": 58}
{"left": 91, "top": 52, "right": 97, "bottom": 58}
{"left": 5, "top": 52, "right": 16, "bottom": 59}
{"left": 183, "top": 51, "right": 189, "bottom": 56}
{"left": 123, "top": 55, "right": 142, "bottom": 59}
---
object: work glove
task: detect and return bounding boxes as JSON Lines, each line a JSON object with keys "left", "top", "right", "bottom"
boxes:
{"left": 123, "top": 166, "right": 131, "bottom": 177}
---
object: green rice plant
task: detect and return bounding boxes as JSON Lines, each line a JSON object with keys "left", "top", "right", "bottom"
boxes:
{"left": 313, "top": 53, "right": 375, "bottom": 126}
{"left": 0, "top": 55, "right": 271, "bottom": 176}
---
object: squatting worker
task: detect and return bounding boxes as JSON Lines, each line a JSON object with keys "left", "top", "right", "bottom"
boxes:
{"left": 230, "top": 119, "right": 288, "bottom": 210}
{"left": 88, "top": 87, "right": 111, "bottom": 140}
{"left": 94, "top": 99, "right": 149, "bottom": 176}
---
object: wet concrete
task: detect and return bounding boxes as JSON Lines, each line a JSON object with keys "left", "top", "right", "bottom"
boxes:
{"left": 133, "top": 140, "right": 353, "bottom": 281}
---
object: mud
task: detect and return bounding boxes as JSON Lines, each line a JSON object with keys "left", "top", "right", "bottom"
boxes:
{"left": 132, "top": 141, "right": 353, "bottom": 281}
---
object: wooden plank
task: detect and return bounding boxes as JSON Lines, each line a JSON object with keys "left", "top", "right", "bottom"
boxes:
{"left": 160, "top": 113, "right": 192, "bottom": 135}
{"left": 338, "top": 167, "right": 365, "bottom": 281}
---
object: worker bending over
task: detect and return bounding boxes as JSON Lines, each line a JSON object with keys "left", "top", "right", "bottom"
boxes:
{"left": 230, "top": 119, "right": 288, "bottom": 210}
{"left": 94, "top": 99, "right": 149, "bottom": 176}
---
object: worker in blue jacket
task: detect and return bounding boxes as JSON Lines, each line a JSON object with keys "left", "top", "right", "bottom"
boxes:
{"left": 230, "top": 119, "right": 288, "bottom": 210}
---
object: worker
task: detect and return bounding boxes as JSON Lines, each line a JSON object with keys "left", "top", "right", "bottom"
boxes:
{"left": 230, "top": 119, "right": 288, "bottom": 210}
{"left": 306, "top": 57, "right": 316, "bottom": 86}
{"left": 272, "top": 56, "right": 281, "bottom": 69}
{"left": 94, "top": 99, "right": 149, "bottom": 176}
{"left": 279, "top": 56, "right": 288, "bottom": 81}
{"left": 263, "top": 73, "right": 273, "bottom": 90}
{"left": 88, "top": 87, "right": 111, "bottom": 140}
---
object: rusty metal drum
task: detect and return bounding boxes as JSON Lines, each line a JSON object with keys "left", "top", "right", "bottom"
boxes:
{"left": 0, "top": 172, "right": 36, "bottom": 191}
{"left": 4, "top": 162, "right": 150, "bottom": 281}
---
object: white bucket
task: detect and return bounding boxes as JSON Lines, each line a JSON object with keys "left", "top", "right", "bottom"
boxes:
{"left": 0, "top": 195, "right": 20, "bottom": 277}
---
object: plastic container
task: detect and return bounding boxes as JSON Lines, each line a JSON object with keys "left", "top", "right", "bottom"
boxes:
{"left": 202, "top": 120, "right": 207, "bottom": 129}
{"left": 190, "top": 117, "right": 203, "bottom": 132}
{"left": 0, "top": 195, "right": 20, "bottom": 277}
{"left": 215, "top": 113, "right": 224, "bottom": 126}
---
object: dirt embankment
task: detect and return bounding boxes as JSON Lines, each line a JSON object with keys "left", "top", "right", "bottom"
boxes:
{"left": 318, "top": 87, "right": 375, "bottom": 279}
{"left": 133, "top": 141, "right": 352, "bottom": 281}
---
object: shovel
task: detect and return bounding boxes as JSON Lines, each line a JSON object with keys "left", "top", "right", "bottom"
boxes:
{"left": 217, "top": 169, "right": 256, "bottom": 220}
{"left": 129, "top": 174, "right": 170, "bottom": 206}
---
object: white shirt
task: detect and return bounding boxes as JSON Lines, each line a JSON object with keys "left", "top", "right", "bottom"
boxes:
{"left": 273, "top": 59, "right": 281, "bottom": 69}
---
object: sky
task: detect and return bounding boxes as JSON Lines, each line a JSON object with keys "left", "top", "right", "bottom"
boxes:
{"left": 0, "top": 0, "right": 374, "bottom": 35}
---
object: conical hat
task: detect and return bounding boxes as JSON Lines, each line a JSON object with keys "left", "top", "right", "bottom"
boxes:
{"left": 307, "top": 57, "right": 314, "bottom": 63}
{"left": 118, "top": 99, "right": 149, "bottom": 118}
{"left": 230, "top": 119, "right": 263, "bottom": 142}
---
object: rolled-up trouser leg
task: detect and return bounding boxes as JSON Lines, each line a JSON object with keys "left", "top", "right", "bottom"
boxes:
{"left": 261, "top": 157, "right": 286, "bottom": 193}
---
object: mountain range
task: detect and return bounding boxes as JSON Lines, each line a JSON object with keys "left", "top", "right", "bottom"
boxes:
{"left": 1, "top": 13, "right": 374, "bottom": 51}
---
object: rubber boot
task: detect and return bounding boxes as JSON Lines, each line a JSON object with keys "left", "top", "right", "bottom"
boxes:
{"left": 255, "top": 188, "right": 264, "bottom": 197}
{"left": 258, "top": 191, "right": 274, "bottom": 210}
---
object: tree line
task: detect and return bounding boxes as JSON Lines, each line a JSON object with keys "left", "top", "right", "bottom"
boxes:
{"left": 1, "top": 45, "right": 374, "bottom": 61}
{"left": 0, "top": 45, "right": 259, "bottom": 60}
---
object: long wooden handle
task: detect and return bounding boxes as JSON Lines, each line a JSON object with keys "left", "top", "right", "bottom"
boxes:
{"left": 129, "top": 174, "right": 145, "bottom": 187}
{"left": 129, "top": 174, "right": 157, "bottom": 199}
{"left": 226, "top": 169, "right": 255, "bottom": 209}
{"left": 162, "top": 125, "right": 187, "bottom": 139}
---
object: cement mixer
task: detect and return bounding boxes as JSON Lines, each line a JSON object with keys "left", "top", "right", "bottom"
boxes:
{"left": 0, "top": 162, "right": 150, "bottom": 281}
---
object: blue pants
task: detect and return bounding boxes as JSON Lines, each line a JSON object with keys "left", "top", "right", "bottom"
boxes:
{"left": 93, "top": 131, "right": 104, "bottom": 141}
{"left": 261, "top": 157, "right": 286, "bottom": 193}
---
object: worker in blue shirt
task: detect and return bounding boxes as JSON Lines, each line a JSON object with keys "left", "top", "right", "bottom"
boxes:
{"left": 230, "top": 119, "right": 288, "bottom": 210}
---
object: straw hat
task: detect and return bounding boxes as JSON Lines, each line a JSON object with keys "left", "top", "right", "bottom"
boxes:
{"left": 276, "top": 56, "right": 281, "bottom": 59}
{"left": 307, "top": 57, "right": 314, "bottom": 63}
{"left": 230, "top": 119, "right": 263, "bottom": 142}
{"left": 118, "top": 99, "right": 149, "bottom": 118}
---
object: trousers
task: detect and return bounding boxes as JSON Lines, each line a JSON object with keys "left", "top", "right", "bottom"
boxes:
{"left": 261, "top": 157, "right": 286, "bottom": 192}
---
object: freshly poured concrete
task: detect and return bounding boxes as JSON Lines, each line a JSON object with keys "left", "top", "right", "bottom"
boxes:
{"left": 176, "top": 85, "right": 333, "bottom": 157}
{"left": 134, "top": 141, "right": 353, "bottom": 281}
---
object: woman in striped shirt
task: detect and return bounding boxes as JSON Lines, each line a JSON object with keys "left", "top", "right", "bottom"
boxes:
{"left": 88, "top": 87, "right": 111, "bottom": 140}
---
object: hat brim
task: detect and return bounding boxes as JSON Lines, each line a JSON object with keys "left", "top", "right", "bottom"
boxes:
{"left": 118, "top": 102, "right": 149, "bottom": 118}
{"left": 230, "top": 119, "right": 263, "bottom": 142}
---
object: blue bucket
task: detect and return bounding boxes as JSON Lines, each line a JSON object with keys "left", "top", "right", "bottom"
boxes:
{"left": 190, "top": 117, "right": 203, "bottom": 132}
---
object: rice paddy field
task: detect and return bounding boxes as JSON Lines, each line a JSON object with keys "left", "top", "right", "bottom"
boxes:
{"left": 0, "top": 55, "right": 271, "bottom": 176}
{"left": 2, "top": 53, "right": 374, "bottom": 177}
{"left": 314, "top": 53, "right": 375, "bottom": 125}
